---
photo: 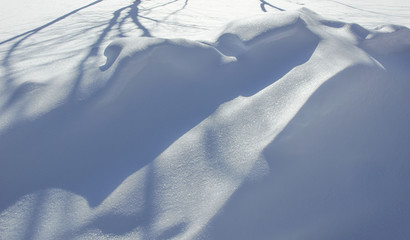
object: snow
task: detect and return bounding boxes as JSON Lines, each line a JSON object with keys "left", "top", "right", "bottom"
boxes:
{"left": 1, "top": 1, "right": 410, "bottom": 240}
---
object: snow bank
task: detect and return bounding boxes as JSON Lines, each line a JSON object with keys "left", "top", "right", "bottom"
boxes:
{"left": 1, "top": 9, "right": 410, "bottom": 240}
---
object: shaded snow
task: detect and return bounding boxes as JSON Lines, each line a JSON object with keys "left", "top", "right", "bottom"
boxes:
{"left": 1, "top": 1, "right": 410, "bottom": 240}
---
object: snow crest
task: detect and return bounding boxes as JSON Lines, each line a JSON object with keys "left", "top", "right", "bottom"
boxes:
{"left": 1, "top": 9, "right": 410, "bottom": 240}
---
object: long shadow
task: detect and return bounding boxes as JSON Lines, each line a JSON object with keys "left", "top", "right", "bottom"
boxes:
{"left": 65, "top": 0, "right": 161, "bottom": 100}
{"left": 0, "top": 0, "right": 193, "bottom": 127}
{"left": 260, "top": 0, "right": 285, "bottom": 12}
{"left": 68, "top": 4, "right": 136, "bottom": 100}
{"left": 1, "top": 0, "right": 103, "bottom": 94}
{"left": 1, "top": 0, "right": 186, "bottom": 98}
{"left": 202, "top": 49, "right": 410, "bottom": 239}
{"left": 129, "top": 0, "right": 152, "bottom": 37}
{"left": 328, "top": 0, "right": 395, "bottom": 16}
{"left": 0, "top": 0, "right": 194, "bottom": 211}
{"left": 0, "top": 0, "right": 103, "bottom": 46}
{"left": 161, "top": 0, "right": 189, "bottom": 23}
{"left": 1, "top": 23, "right": 318, "bottom": 214}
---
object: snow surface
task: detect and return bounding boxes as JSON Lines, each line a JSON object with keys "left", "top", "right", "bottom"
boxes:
{"left": 1, "top": 0, "right": 410, "bottom": 240}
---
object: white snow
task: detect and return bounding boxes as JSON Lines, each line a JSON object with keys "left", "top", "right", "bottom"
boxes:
{"left": 1, "top": 1, "right": 410, "bottom": 240}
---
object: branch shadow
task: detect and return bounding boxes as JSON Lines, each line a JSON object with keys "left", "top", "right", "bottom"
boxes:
{"left": 328, "top": 0, "right": 396, "bottom": 16}
{"left": 0, "top": 0, "right": 103, "bottom": 46}
{"left": 260, "top": 0, "right": 285, "bottom": 12}
{"left": 1, "top": 0, "right": 190, "bottom": 98}
{"left": 0, "top": 0, "right": 193, "bottom": 211}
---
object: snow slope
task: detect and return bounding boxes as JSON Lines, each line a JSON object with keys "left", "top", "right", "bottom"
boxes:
{"left": 1, "top": 1, "right": 410, "bottom": 240}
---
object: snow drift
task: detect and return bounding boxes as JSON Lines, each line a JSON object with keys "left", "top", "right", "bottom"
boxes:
{"left": 1, "top": 9, "right": 410, "bottom": 240}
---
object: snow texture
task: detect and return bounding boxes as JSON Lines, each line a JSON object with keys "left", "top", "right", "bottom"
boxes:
{"left": 1, "top": 1, "right": 410, "bottom": 240}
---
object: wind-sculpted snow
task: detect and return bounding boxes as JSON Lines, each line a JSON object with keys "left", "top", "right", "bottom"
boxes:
{"left": 1, "top": 9, "right": 410, "bottom": 240}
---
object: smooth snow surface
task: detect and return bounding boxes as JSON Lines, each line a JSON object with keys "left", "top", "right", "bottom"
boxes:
{"left": 1, "top": 1, "right": 410, "bottom": 240}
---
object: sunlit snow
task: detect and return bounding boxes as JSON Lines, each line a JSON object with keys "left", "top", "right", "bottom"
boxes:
{"left": 1, "top": 1, "right": 409, "bottom": 239}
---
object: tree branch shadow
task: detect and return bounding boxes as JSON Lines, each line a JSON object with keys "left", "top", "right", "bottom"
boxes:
{"left": 260, "top": 0, "right": 285, "bottom": 12}
{"left": 0, "top": 0, "right": 199, "bottom": 212}
{"left": 0, "top": 0, "right": 104, "bottom": 46}
{"left": 1, "top": 0, "right": 191, "bottom": 98}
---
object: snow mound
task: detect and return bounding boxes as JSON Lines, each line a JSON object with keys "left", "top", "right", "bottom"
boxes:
{"left": 1, "top": 9, "right": 410, "bottom": 240}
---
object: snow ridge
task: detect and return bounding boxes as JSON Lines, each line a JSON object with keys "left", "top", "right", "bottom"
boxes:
{"left": 1, "top": 9, "right": 410, "bottom": 240}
